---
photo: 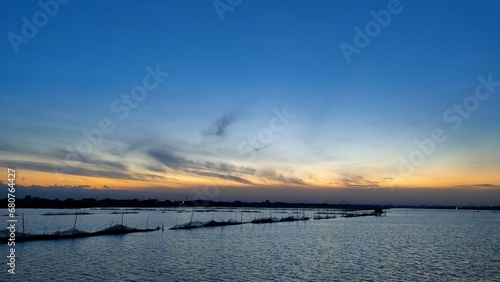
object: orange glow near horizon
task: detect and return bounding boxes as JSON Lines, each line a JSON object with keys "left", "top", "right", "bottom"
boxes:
{"left": 1, "top": 166, "right": 498, "bottom": 192}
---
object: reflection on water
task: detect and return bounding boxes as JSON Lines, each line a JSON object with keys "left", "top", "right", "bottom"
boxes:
{"left": 2, "top": 209, "right": 499, "bottom": 281}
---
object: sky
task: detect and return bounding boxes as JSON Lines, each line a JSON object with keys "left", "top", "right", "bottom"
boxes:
{"left": 1, "top": 0, "right": 499, "bottom": 205}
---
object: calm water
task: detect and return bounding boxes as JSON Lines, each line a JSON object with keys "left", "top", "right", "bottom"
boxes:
{"left": 1, "top": 208, "right": 499, "bottom": 281}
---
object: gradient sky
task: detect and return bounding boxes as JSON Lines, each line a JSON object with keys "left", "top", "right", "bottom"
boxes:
{"left": 1, "top": 0, "right": 499, "bottom": 205}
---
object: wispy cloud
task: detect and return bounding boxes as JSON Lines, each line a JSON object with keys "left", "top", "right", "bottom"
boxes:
{"left": 203, "top": 107, "right": 243, "bottom": 138}
{"left": 469, "top": 184, "right": 497, "bottom": 188}
{"left": 147, "top": 148, "right": 194, "bottom": 169}
{"left": 258, "top": 168, "right": 305, "bottom": 185}
{"left": 453, "top": 184, "right": 499, "bottom": 189}
{"left": 190, "top": 170, "right": 254, "bottom": 185}
{"left": 2, "top": 130, "right": 312, "bottom": 188}
{"left": 53, "top": 149, "right": 128, "bottom": 171}
{"left": 146, "top": 144, "right": 305, "bottom": 186}
{"left": 144, "top": 164, "right": 165, "bottom": 173}
{"left": 338, "top": 174, "right": 379, "bottom": 188}
{"left": 147, "top": 146, "right": 255, "bottom": 185}
{"left": 0, "top": 160, "right": 164, "bottom": 182}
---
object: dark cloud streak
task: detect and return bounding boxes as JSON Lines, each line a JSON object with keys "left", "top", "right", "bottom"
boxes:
{"left": 0, "top": 160, "right": 164, "bottom": 181}
{"left": 190, "top": 170, "right": 254, "bottom": 185}
{"left": 203, "top": 107, "right": 242, "bottom": 138}
{"left": 258, "top": 168, "right": 305, "bottom": 185}
{"left": 339, "top": 174, "right": 379, "bottom": 188}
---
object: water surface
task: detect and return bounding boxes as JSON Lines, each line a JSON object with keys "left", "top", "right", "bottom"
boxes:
{"left": 2, "top": 208, "right": 499, "bottom": 281}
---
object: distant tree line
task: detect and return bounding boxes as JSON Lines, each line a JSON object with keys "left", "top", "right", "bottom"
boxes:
{"left": 2, "top": 195, "right": 499, "bottom": 210}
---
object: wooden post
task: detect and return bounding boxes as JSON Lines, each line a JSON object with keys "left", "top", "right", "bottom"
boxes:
{"left": 73, "top": 213, "right": 78, "bottom": 235}
{"left": 22, "top": 213, "right": 25, "bottom": 238}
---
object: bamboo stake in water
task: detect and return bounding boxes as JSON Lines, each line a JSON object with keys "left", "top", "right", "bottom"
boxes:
{"left": 73, "top": 213, "right": 78, "bottom": 235}
{"left": 22, "top": 213, "right": 25, "bottom": 238}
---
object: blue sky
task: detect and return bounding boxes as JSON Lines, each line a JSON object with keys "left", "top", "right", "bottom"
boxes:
{"left": 1, "top": 0, "right": 499, "bottom": 204}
